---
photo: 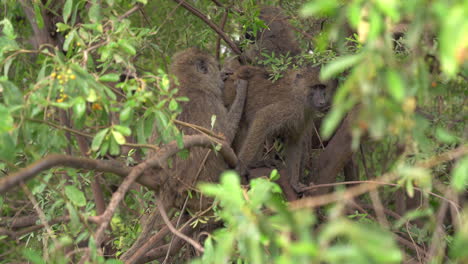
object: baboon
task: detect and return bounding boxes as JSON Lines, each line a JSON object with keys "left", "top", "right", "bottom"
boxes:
{"left": 151, "top": 48, "right": 248, "bottom": 212}
{"left": 122, "top": 48, "right": 249, "bottom": 261}
{"left": 224, "top": 65, "right": 336, "bottom": 191}
{"left": 244, "top": 6, "right": 302, "bottom": 61}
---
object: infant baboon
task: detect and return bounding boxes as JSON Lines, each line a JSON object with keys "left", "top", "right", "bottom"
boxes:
{"left": 224, "top": 65, "right": 336, "bottom": 191}
{"left": 151, "top": 48, "right": 248, "bottom": 211}
{"left": 245, "top": 6, "right": 302, "bottom": 61}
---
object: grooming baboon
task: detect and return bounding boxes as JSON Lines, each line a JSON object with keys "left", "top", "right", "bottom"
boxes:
{"left": 122, "top": 48, "right": 249, "bottom": 261}
{"left": 224, "top": 65, "right": 336, "bottom": 191}
{"left": 151, "top": 48, "right": 248, "bottom": 212}
{"left": 245, "top": 6, "right": 302, "bottom": 62}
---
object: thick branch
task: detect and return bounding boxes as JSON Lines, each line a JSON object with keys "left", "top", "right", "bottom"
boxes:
{"left": 0, "top": 155, "right": 130, "bottom": 193}
{"left": 172, "top": 0, "right": 241, "bottom": 55}
{"left": 291, "top": 145, "right": 468, "bottom": 210}
{"left": 93, "top": 135, "right": 236, "bottom": 246}
{"left": 0, "top": 135, "right": 237, "bottom": 194}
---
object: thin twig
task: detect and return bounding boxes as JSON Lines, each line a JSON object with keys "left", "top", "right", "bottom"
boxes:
{"left": 156, "top": 198, "right": 204, "bottom": 253}
{"left": 216, "top": 10, "right": 229, "bottom": 60}
{"left": 291, "top": 145, "right": 467, "bottom": 210}
{"left": 172, "top": 0, "right": 241, "bottom": 55}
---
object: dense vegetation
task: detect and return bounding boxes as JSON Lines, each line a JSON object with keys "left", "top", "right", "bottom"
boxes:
{"left": 0, "top": 0, "right": 466, "bottom": 263}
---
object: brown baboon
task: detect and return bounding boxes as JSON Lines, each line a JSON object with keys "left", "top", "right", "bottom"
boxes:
{"left": 224, "top": 65, "right": 336, "bottom": 191}
{"left": 122, "top": 48, "right": 249, "bottom": 261}
{"left": 151, "top": 48, "right": 248, "bottom": 212}
{"left": 245, "top": 6, "right": 302, "bottom": 61}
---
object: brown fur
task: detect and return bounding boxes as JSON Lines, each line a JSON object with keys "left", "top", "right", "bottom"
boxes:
{"left": 150, "top": 48, "right": 247, "bottom": 212}
{"left": 224, "top": 65, "right": 336, "bottom": 191}
{"left": 245, "top": 6, "right": 302, "bottom": 61}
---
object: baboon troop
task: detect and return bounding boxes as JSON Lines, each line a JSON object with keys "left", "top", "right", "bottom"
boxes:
{"left": 153, "top": 6, "right": 336, "bottom": 212}
{"left": 223, "top": 65, "right": 336, "bottom": 190}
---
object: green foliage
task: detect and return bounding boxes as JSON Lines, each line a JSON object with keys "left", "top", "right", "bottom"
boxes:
{"left": 0, "top": 0, "right": 466, "bottom": 263}
{"left": 194, "top": 172, "right": 402, "bottom": 264}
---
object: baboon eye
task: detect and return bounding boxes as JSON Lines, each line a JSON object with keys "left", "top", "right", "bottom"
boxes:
{"left": 311, "top": 84, "right": 326, "bottom": 90}
{"left": 195, "top": 58, "right": 209, "bottom": 74}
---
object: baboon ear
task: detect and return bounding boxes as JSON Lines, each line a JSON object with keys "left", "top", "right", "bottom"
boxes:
{"left": 195, "top": 58, "right": 209, "bottom": 74}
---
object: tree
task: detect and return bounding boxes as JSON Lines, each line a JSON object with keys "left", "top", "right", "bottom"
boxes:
{"left": 0, "top": 0, "right": 467, "bottom": 263}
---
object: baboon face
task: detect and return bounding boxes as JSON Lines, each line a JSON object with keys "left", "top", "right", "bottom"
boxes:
{"left": 170, "top": 48, "right": 224, "bottom": 94}
{"left": 309, "top": 84, "right": 329, "bottom": 110}
{"left": 299, "top": 67, "right": 337, "bottom": 112}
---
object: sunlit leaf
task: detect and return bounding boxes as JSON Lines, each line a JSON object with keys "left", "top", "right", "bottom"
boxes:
{"left": 386, "top": 70, "right": 405, "bottom": 102}
{"left": 300, "top": 0, "right": 339, "bottom": 17}
{"left": 451, "top": 157, "right": 468, "bottom": 192}
{"left": 435, "top": 127, "right": 459, "bottom": 144}
{"left": 112, "top": 130, "right": 126, "bottom": 145}
{"left": 114, "top": 125, "right": 131, "bottom": 136}
{"left": 91, "top": 128, "right": 109, "bottom": 151}
{"left": 99, "top": 73, "right": 120, "bottom": 82}
{"left": 118, "top": 39, "right": 136, "bottom": 55}
{"left": 0, "top": 104, "right": 13, "bottom": 133}
{"left": 73, "top": 96, "right": 86, "bottom": 119}
{"left": 65, "top": 186, "right": 86, "bottom": 207}
{"left": 320, "top": 54, "right": 364, "bottom": 80}
{"left": 63, "top": 0, "right": 73, "bottom": 24}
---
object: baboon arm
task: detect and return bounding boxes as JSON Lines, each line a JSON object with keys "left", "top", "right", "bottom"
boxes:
{"left": 226, "top": 79, "right": 248, "bottom": 143}
{"left": 286, "top": 118, "right": 315, "bottom": 193}
{"left": 237, "top": 103, "right": 298, "bottom": 176}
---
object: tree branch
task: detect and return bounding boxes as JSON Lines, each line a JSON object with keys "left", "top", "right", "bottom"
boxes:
{"left": 172, "top": 0, "right": 241, "bottom": 55}
{"left": 0, "top": 155, "right": 130, "bottom": 193}
{"left": 92, "top": 134, "right": 236, "bottom": 246}
{"left": 0, "top": 134, "right": 238, "bottom": 194}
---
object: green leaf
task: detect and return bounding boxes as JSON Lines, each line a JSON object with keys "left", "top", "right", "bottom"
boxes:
{"left": 65, "top": 185, "right": 86, "bottom": 207}
{"left": 86, "top": 89, "right": 97, "bottom": 102}
{"left": 269, "top": 169, "right": 280, "bottom": 181}
{"left": 56, "top": 22, "right": 71, "bottom": 32}
{"left": 451, "top": 157, "right": 468, "bottom": 192}
{"left": 118, "top": 39, "right": 136, "bottom": 55}
{"left": 0, "top": 132, "right": 15, "bottom": 161}
{"left": 120, "top": 107, "right": 132, "bottom": 122}
{"left": 0, "top": 80, "right": 23, "bottom": 105}
{"left": 321, "top": 108, "right": 345, "bottom": 139}
{"left": 169, "top": 99, "right": 178, "bottom": 111}
{"left": 321, "top": 54, "right": 363, "bottom": 80}
{"left": 112, "top": 130, "right": 126, "bottom": 145}
{"left": 88, "top": 1, "right": 101, "bottom": 23}
{"left": 300, "top": 0, "right": 339, "bottom": 17}
{"left": 435, "top": 127, "right": 459, "bottom": 144}
{"left": 375, "top": 0, "right": 399, "bottom": 21}
{"left": 63, "top": 0, "right": 73, "bottom": 24}
{"left": 211, "top": 115, "right": 217, "bottom": 129}
{"left": 91, "top": 128, "right": 109, "bottom": 151}
{"left": 63, "top": 29, "right": 75, "bottom": 51}
{"left": 438, "top": 6, "right": 467, "bottom": 77}
{"left": 73, "top": 96, "right": 86, "bottom": 119}
{"left": 449, "top": 228, "right": 468, "bottom": 259}
{"left": 109, "top": 135, "right": 120, "bottom": 155}
{"left": 0, "top": 19, "right": 16, "bottom": 39}
{"left": 99, "top": 73, "right": 120, "bottom": 82}
{"left": 113, "top": 125, "right": 131, "bottom": 136}
{"left": 22, "top": 248, "right": 46, "bottom": 264}
{"left": 386, "top": 70, "right": 405, "bottom": 102}
{"left": 66, "top": 202, "right": 81, "bottom": 231}
{"left": 33, "top": 3, "right": 44, "bottom": 29}
{"left": 0, "top": 104, "right": 13, "bottom": 133}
